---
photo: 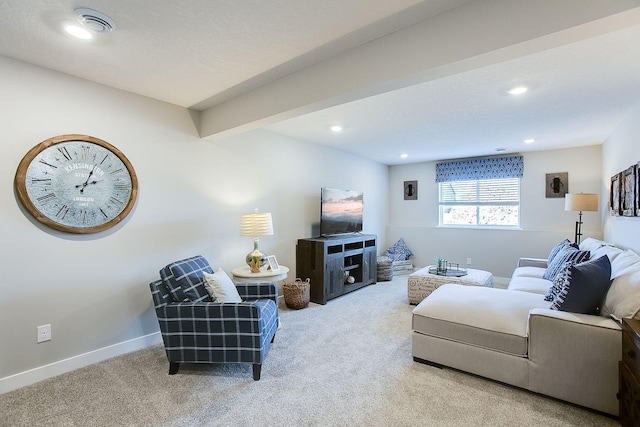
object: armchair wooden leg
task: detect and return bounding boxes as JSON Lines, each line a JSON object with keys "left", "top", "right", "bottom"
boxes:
{"left": 169, "top": 362, "right": 180, "bottom": 375}
{"left": 253, "top": 364, "right": 262, "bottom": 381}
{"left": 271, "top": 333, "right": 276, "bottom": 343}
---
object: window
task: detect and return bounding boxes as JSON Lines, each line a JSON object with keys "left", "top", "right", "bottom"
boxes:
{"left": 439, "top": 178, "right": 520, "bottom": 226}
{"left": 436, "top": 155, "right": 523, "bottom": 227}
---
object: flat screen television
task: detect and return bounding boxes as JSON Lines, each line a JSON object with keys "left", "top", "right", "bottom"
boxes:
{"left": 320, "top": 187, "right": 363, "bottom": 236}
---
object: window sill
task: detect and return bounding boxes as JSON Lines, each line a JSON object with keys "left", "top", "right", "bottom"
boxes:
{"left": 437, "top": 225, "right": 523, "bottom": 231}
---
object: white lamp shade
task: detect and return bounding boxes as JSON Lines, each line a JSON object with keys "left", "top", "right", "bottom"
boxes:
{"left": 565, "top": 193, "right": 598, "bottom": 212}
{"left": 240, "top": 211, "right": 273, "bottom": 236}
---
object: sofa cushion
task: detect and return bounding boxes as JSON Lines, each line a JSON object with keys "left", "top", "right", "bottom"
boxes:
{"left": 543, "top": 247, "right": 590, "bottom": 281}
{"left": 507, "top": 276, "right": 550, "bottom": 295}
{"left": 579, "top": 237, "right": 611, "bottom": 254}
{"left": 412, "top": 284, "right": 550, "bottom": 357}
{"left": 550, "top": 256, "right": 612, "bottom": 315}
{"left": 511, "top": 266, "right": 546, "bottom": 279}
{"left": 610, "top": 249, "right": 640, "bottom": 277}
{"left": 591, "top": 244, "right": 624, "bottom": 264}
{"left": 602, "top": 261, "right": 640, "bottom": 322}
{"left": 160, "top": 255, "right": 213, "bottom": 302}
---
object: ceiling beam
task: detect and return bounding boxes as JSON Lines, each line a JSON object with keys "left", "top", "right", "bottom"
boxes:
{"left": 199, "top": 0, "right": 640, "bottom": 140}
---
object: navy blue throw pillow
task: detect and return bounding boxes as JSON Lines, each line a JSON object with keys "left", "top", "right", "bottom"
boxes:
{"left": 550, "top": 255, "right": 612, "bottom": 315}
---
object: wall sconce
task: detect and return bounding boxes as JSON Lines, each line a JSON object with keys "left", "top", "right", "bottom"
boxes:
{"left": 240, "top": 209, "right": 274, "bottom": 273}
{"left": 565, "top": 193, "right": 598, "bottom": 244}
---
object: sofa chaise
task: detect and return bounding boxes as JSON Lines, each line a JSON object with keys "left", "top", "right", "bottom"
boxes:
{"left": 412, "top": 238, "right": 640, "bottom": 415}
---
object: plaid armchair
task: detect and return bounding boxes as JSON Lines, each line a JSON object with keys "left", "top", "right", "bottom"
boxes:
{"left": 149, "top": 255, "right": 279, "bottom": 380}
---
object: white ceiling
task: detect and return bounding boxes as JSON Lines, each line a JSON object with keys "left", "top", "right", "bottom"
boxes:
{"left": 1, "top": 1, "right": 640, "bottom": 165}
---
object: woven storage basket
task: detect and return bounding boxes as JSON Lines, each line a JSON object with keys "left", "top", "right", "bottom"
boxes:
{"left": 283, "top": 278, "right": 310, "bottom": 309}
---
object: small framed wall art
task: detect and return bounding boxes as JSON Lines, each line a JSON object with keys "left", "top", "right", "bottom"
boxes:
{"left": 610, "top": 173, "right": 622, "bottom": 216}
{"left": 404, "top": 180, "right": 418, "bottom": 200}
{"left": 545, "top": 172, "right": 568, "bottom": 198}
{"left": 621, "top": 164, "right": 637, "bottom": 217}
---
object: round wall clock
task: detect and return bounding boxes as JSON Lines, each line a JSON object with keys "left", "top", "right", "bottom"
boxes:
{"left": 15, "top": 134, "right": 138, "bottom": 234}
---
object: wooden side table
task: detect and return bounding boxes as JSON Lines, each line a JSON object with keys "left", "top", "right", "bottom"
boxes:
{"left": 619, "top": 318, "right": 640, "bottom": 426}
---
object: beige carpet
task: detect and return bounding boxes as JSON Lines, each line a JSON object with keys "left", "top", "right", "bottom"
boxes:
{"left": 0, "top": 276, "right": 618, "bottom": 426}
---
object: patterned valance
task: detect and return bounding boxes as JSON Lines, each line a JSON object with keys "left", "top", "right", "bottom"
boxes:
{"left": 436, "top": 155, "right": 524, "bottom": 183}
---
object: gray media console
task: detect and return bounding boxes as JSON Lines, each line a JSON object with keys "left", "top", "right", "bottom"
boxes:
{"left": 296, "top": 234, "right": 377, "bottom": 304}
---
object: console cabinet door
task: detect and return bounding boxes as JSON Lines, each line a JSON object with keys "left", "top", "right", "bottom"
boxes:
{"left": 363, "top": 247, "right": 377, "bottom": 284}
{"left": 325, "top": 255, "right": 344, "bottom": 301}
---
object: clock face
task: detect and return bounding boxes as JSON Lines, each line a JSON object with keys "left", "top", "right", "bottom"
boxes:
{"left": 15, "top": 134, "right": 138, "bottom": 233}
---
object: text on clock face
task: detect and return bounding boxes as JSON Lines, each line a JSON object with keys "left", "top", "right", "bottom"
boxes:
{"left": 66, "top": 162, "right": 106, "bottom": 176}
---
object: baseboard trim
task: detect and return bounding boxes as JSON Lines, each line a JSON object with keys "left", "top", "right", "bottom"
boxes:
{"left": 0, "top": 332, "right": 163, "bottom": 394}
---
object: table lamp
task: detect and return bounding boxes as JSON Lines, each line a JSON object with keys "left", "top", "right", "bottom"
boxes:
{"left": 240, "top": 209, "right": 273, "bottom": 273}
{"left": 565, "top": 193, "right": 598, "bottom": 244}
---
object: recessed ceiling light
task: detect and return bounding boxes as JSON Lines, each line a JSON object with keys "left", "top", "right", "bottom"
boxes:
{"left": 523, "top": 138, "right": 535, "bottom": 144}
{"left": 330, "top": 125, "right": 342, "bottom": 132}
{"left": 507, "top": 86, "right": 528, "bottom": 95}
{"left": 64, "top": 24, "right": 93, "bottom": 39}
{"left": 400, "top": 153, "right": 408, "bottom": 158}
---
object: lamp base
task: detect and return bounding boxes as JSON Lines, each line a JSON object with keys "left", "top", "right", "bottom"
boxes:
{"left": 246, "top": 249, "right": 267, "bottom": 273}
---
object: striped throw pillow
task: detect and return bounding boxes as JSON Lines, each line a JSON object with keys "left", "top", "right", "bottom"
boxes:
{"left": 543, "top": 247, "right": 590, "bottom": 281}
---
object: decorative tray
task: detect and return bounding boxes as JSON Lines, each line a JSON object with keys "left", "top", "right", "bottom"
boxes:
{"left": 428, "top": 266, "right": 468, "bottom": 277}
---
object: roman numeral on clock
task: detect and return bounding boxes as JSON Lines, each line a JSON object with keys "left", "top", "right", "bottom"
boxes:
{"left": 31, "top": 178, "right": 52, "bottom": 185}
{"left": 56, "top": 205, "right": 69, "bottom": 219}
{"left": 109, "top": 196, "right": 124, "bottom": 206}
{"left": 57, "top": 146, "right": 72, "bottom": 161}
{"left": 39, "top": 159, "right": 57, "bottom": 169}
{"left": 37, "top": 193, "right": 56, "bottom": 204}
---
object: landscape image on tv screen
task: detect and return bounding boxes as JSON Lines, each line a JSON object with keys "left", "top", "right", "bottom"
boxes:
{"left": 320, "top": 188, "right": 363, "bottom": 235}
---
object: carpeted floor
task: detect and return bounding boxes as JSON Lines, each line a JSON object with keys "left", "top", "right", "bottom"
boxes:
{"left": 0, "top": 276, "right": 618, "bottom": 426}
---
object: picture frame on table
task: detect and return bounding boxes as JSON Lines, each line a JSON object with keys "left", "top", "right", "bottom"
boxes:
{"left": 267, "top": 255, "right": 279, "bottom": 271}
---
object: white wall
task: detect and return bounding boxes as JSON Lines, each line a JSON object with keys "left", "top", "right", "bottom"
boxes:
{"left": 387, "top": 146, "right": 603, "bottom": 279}
{"left": 602, "top": 100, "right": 640, "bottom": 252}
{"left": 0, "top": 56, "right": 388, "bottom": 391}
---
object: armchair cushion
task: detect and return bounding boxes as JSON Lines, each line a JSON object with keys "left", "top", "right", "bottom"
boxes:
{"left": 160, "top": 255, "right": 213, "bottom": 302}
{"left": 203, "top": 269, "right": 242, "bottom": 302}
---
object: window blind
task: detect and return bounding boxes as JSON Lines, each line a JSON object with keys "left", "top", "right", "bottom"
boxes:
{"left": 439, "top": 179, "right": 520, "bottom": 205}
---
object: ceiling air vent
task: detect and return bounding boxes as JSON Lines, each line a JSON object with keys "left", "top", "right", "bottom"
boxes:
{"left": 73, "top": 8, "right": 116, "bottom": 33}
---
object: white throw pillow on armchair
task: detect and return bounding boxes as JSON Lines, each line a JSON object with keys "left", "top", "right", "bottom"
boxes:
{"left": 203, "top": 268, "right": 242, "bottom": 302}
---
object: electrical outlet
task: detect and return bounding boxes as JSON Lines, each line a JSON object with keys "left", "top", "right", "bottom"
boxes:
{"left": 37, "top": 324, "right": 51, "bottom": 343}
{"left": 467, "top": 258, "right": 472, "bottom": 265}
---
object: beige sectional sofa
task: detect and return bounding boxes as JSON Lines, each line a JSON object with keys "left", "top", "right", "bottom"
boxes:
{"left": 412, "top": 238, "right": 640, "bottom": 415}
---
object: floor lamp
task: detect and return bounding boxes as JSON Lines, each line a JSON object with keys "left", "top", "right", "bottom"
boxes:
{"left": 565, "top": 193, "right": 598, "bottom": 244}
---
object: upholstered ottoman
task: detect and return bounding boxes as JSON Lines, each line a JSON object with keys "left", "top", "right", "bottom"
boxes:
{"left": 408, "top": 266, "right": 493, "bottom": 304}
